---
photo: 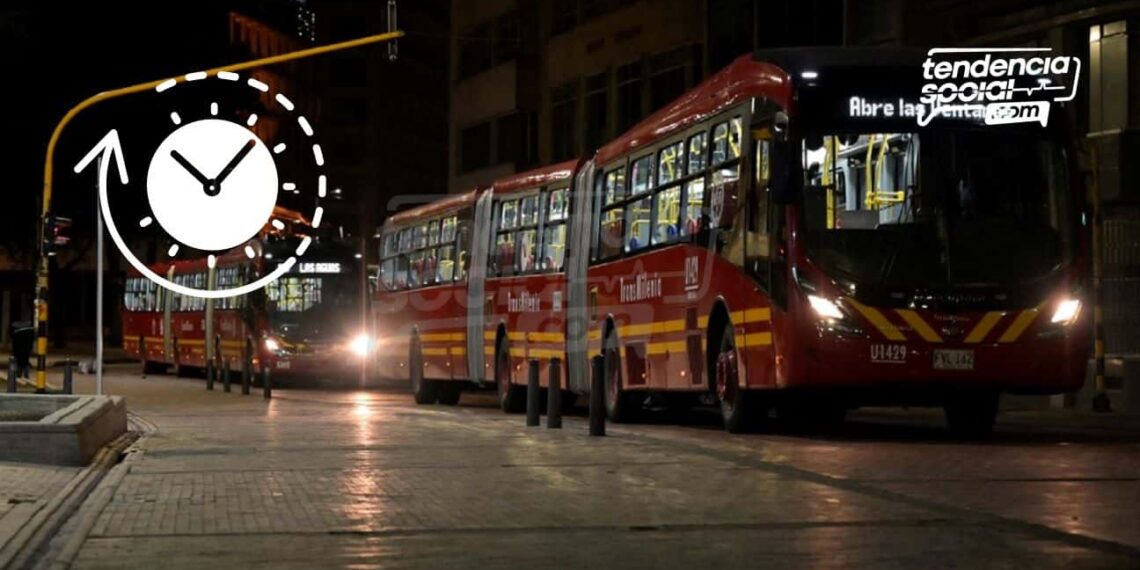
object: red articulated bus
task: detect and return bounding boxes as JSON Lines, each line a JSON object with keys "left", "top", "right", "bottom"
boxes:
{"left": 373, "top": 161, "right": 582, "bottom": 408}
{"left": 375, "top": 48, "right": 1091, "bottom": 436}
{"left": 123, "top": 207, "right": 367, "bottom": 384}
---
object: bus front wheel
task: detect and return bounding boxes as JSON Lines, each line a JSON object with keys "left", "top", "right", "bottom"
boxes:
{"left": 603, "top": 334, "right": 639, "bottom": 423}
{"left": 715, "top": 324, "right": 761, "bottom": 433}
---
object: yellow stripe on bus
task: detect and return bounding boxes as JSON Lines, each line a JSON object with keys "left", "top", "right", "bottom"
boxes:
{"left": 645, "top": 340, "right": 686, "bottom": 355}
{"left": 894, "top": 310, "right": 942, "bottom": 343}
{"left": 620, "top": 320, "right": 685, "bottom": 337}
{"left": 484, "top": 330, "right": 497, "bottom": 340}
{"left": 528, "top": 348, "right": 566, "bottom": 360}
{"left": 484, "top": 345, "right": 495, "bottom": 355}
{"left": 421, "top": 332, "right": 465, "bottom": 342}
{"left": 744, "top": 308, "right": 771, "bottom": 323}
{"left": 422, "top": 347, "right": 448, "bottom": 356}
{"left": 742, "top": 332, "right": 772, "bottom": 347}
{"left": 449, "top": 346, "right": 466, "bottom": 356}
{"left": 998, "top": 309, "right": 1038, "bottom": 343}
{"left": 845, "top": 298, "right": 906, "bottom": 341}
{"left": 527, "top": 331, "right": 564, "bottom": 343}
{"left": 965, "top": 312, "right": 1003, "bottom": 343}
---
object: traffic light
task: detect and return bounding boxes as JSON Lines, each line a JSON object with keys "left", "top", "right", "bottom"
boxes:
{"left": 42, "top": 214, "right": 72, "bottom": 256}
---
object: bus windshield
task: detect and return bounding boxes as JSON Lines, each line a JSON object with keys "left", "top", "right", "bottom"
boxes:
{"left": 799, "top": 128, "right": 1073, "bottom": 290}
{"left": 265, "top": 270, "right": 360, "bottom": 342}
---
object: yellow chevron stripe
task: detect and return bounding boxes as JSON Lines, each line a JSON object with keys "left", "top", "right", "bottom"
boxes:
{"left": 895, "top": 310, "right": 942, "bottom": 343}
{"left": 845, "top": 298, "right": 906, "bottom": 341}
{"left": 965, "top": 312, "right": 1003, "bottom": 343}
{"left": 998, "top": 309, "right": 1038, "bottom": 343}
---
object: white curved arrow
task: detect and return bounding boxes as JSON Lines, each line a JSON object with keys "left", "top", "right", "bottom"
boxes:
{"left": 74, "top": 129, "right": 295, "bottom": 299}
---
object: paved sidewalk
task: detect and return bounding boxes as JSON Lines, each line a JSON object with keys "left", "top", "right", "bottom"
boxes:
{"left": 11, "top": 366, "right": 1140, "bottom": 569}
{"left": 0, "top": 463, "right": 80, "bottom": 552}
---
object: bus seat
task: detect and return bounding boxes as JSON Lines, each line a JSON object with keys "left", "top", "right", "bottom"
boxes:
{"left": 628, "top": 237, "right": 641, "bottom": 250}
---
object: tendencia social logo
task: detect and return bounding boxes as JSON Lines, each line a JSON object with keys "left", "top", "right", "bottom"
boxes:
{"left": 918, "top": 47, "right": 1081, "bottom": 127}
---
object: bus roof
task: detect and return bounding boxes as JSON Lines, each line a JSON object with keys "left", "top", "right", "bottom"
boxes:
{"left": 491, "top": 159, "right": 582, "bottom": 196}
{"left": 594, "top": 54, "right": 792, "bottom": 166}
{"left": 384, "top": 188, "right": 484, "bottom": 228}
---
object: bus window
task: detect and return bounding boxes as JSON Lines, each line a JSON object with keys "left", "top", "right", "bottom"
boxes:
{"left": 688, "top": 132, "right": 707, "bottom": 173}
{"left": 380, "top": 258, "right": 395, "bottom": 290}
{"left": 382, "top": 233, "right": 396, "bottom": 257}
{"left": 548, "top": 188, "right": 568, "bottom": 221}
{"left": 408, "top": 250, "right": 426, "bottom": 287}
{"left": 653, "top": 186, "right": 681, "bottom": 244}
{"left": 682, "top": 178, "right": 706, "bottom": 235}
{"left": 395, "top": 256, "right": 409, "bottom": 288}
{"left": 631, "top": 155, "right": 653, "bottom": 195}
{"left": 414, "top": 224, "right": 428, "bottom": 249}
{"left": 437, "top": 244, "right": 455, "bottom": 282}
{"left": 500, "top": 200, "right": 518, "bottom": 230}
{"left": 518, "top": 229, "right": 538, "bottom": 272}
{"left": 541, "top": 222, "right": 567, "bottom": 270}
{"left": 626, "top": 196, "right": 651, "bottom": 251}
{"left": 455, "top": 218, "right": 470, "bottom": 282}
{"left": 658, "top": 141, "right": 684, "bottom": 185}
{"left": 520, "top": 195, "right": 540, "bottom": 226}
{"left": 712, "top": 117, "right": 743, "bottom": 165}
{"left": 598, "top": 206, "right": 624, "bottom": 259}
{"left": 604, "top": 168, "right": 626, "bottom": 205}
{"left": 495, "top": 232, "right": 516, "bottom": 276}
{"left": 441, "top": 216, "right": 457, "bottom": 243}
{"left": 398, "top": 228, "right": 412, "bottom": 253}
{"left": 427, "top": 220, "right": 440, "bottom": 247}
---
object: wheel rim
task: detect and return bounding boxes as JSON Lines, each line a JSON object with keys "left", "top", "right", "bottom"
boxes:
{"left": 716, "top": 342, "right": 738, "bottom": 412}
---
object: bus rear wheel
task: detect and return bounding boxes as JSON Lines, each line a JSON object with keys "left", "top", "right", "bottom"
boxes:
{"left": 496, "top": 336, "right": 525, "bottom": 413}
{"left": 944, "top": 392, "right": 999, "bottom": 439}
{"left": 410, "top": 340, "right": 437, "bottom": 404}
{"left": 603, "top": 336, "right": 638, "bottom": 423}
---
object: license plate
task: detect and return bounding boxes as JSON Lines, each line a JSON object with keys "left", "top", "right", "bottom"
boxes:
{"left": 276, "top": 361, "right": 291, "bottom": 370}
{"left": 933, "top": 349, "right": 974, "bottom": 370}
{"left": 871, "top": 344, "right": 907, "bottom": 363}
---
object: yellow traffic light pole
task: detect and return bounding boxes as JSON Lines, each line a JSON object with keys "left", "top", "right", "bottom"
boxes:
{"left": 33, "top": 29, "right": 404, "bottom": 392}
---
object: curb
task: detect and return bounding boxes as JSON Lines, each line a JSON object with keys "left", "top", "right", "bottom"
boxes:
{"left": 0, "top": 426, "right": 140, "bottom": 569}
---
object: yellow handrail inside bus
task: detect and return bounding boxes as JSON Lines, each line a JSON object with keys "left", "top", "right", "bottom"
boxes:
{"left": 864, "top": 135, "right": 877, "bottom": 210}
{"left": 823, "top": 136, "right": 836, "bottom": 229}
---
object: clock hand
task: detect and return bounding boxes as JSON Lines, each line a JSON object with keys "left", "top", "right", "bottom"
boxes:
{"left": 170, "top": 150, "right": 211, "bottom": 186}
{"left": 213, "top": 139, "right": 257, "bottom": 188}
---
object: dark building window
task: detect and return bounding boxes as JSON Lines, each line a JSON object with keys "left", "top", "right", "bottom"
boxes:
{"left": 552, "top": 0, "right": 578, "bottom": 35}
{"left": 497, "top": 111, "right": 537, "bottom": 169}
{"left": 616, "top": 60, "right": 644, "bottom": 133}
{"left": 551, "top": 80, "right": 579, "bottom": 162}
{"left": 458, "top": 11, "right": 522, "bottom": 79}
{"left": 650, "top": 46, "right": 695, "bottom": 111}
{"left": 460, "top": 121, "right": 492, "bottom": 173}
{"left": 585, "top": 72, "right": 609, "bottom": 153}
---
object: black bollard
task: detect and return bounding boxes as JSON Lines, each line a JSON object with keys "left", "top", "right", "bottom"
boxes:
{"left": 262, "top": 366, "right": 272, "bottom": 399}
{"left": 206, "top": 358, "right": 215, "bottom": 391}
{"left": 223, "top": 359, "right": 232, "bottom": 393}
{"left": 241, "top": 354, "right": 252, "bottom": 395}
{"left": 7, "top": 356, "right": 16, "bottom": 393}
{"left": 63, "top": 360, "right": 73, "bottom": 394}
{"left": 526, "top": 359, "right": 540, "bottom": 427}
{"left": 547, "top": 358, "right": 562, "bottom": 429}
{"left": 589, "top": 354, "right": 605, "bottom": 436}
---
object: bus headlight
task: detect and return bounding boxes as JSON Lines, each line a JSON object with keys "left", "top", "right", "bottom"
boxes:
{"left": 1050, "top": 298, "right": 1081, "bottom": 326}
{"left": 264, "top": 337, "right": 282, "bottom": 352}
{"left": 808, "top": 295, "right": 844, "bottom": 320}
{"left": 349, "top": 333, "right": 372, "bottom": 357}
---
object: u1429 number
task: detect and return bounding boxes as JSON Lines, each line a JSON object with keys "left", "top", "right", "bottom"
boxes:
{"left": 870, "top": 344, "right": 907, "bottom": 363}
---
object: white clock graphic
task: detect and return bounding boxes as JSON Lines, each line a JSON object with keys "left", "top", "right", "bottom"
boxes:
{"left": 98, "top": 71, "right": 329, "bottom": 299}
{"left": 148, "top": 118, "right": 278, "bottom": 251}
